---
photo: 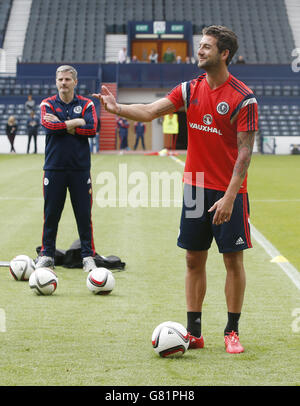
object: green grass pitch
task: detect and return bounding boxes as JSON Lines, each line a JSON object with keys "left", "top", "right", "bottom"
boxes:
{"left": 0, "top": 153, "right": 299, "bottom": 386}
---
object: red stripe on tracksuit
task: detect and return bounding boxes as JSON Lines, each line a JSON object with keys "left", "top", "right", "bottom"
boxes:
{"left": 89, "top": 175, "right": 96, "bottom": 256}
{"left": 40, "top": 105, "right": 67, "bottom": 130}
{"left": 76, "top": 98, "right": 98, "bottom": 136}
{"left": 41, "top": 172, "right": 46, "bottom": 253}
{"left": 243, "top": 193, "right": 252, "bottom": 248}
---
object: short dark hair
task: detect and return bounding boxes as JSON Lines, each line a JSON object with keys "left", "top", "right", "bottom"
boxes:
{"left": 202, "top": 25, "right": 238, "bottom": 65}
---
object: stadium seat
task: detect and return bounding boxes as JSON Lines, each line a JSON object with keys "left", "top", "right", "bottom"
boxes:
{"left": 282, "top": 85, "right": 292, "bottom": 96}
{"left": 264, "top": 85, "right": 273, "bottom": 96}
{"left": 291, "top": 86, "right": 300, "bottom": 97}
{"left": 254, "top": 85, "right": 264, "bottom": 96}
{"left": 272, "top": 85, "right": 282, "bottom": 96}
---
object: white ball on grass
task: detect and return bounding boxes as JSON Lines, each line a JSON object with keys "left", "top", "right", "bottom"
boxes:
{"left": 29, "top": 268, "right": 58, "bottom": 295}
{"left": 9, "top": 255, "right": 35, "bottom": 281}
{"left": 86, "top": 267, "right": 115, "bottom": 295}
{"left": 152, "top": 321, "right": 189, "bottom": 357}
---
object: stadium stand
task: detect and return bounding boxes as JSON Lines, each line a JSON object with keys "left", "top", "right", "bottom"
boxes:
{"left": 20, "top": 0, "right": 295, "bottom": 64}
{"left": 0, "top": 0, "right": 12, "bottom": 48}
{"left": 0, "top": 102, "right": 41, "bottom": 136}
{"left": 22, "top": 0, "right": 106, "bottom": 63}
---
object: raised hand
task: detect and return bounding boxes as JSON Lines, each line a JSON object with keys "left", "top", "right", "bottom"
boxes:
{"left": 92, "top": 85, "right": 119, "bottom": 115}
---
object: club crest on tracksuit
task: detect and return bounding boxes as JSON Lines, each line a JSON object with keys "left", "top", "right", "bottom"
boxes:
{"left": 74, "top": 106, "right": 82, "bottom": 114}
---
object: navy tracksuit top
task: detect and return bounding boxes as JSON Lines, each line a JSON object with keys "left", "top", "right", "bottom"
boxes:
{"left": 40, "top": 93, "right": 98, "bottom": 170}
{"left": 134, "top": 122, "right": 145, "bottom": 136}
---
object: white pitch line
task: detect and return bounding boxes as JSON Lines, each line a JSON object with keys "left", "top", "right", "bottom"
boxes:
{"left": 252, "top": 199, "right": 300, "bottom": 203}
{"left": 169, "top": 155, "right": 185, "bottom": 167}
{"left": 0, "top": 197, "right": 43, "bottom": 200}
{"left": 250, "top": 224, "right": 300, "bottom": 291}
{"left": 168, "top": 154, "right": 300, "bottom": 291}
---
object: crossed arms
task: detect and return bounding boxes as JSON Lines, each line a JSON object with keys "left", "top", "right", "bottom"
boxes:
{"left": 43, "top": 113, "right": 85, "bottom": 135}
{"left": 41, "top": 101, "right": 97, "bottom": 137}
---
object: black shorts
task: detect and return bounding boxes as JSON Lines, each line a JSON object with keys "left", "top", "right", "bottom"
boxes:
{"left": 177, "top": 184, "right": 252, "bottom": 253}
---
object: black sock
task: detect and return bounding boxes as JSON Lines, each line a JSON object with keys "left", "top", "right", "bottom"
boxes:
{"left": 224, "top": 312, "right": 241, "bottom": 336}
{"left": 187, "top": 312, "right": 202, "bottom": 337}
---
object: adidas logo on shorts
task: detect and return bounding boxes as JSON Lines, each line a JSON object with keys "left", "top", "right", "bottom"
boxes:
{"left": 235, "top": 237, "right": 245, "bottom": 245}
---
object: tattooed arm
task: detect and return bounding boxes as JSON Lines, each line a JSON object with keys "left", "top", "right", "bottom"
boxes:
{"left": 208, "top": 131, "right": 255, "bottom": 225}
{"left": 92, "top": 85, "right": 175, "bottom": 122}
{"left": 233, "top": 131, "right": 256, "bottom": 180}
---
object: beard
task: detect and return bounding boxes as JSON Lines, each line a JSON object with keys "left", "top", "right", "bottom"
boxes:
{"left": 197, "top": 55, "right": 222, "bottom": 71}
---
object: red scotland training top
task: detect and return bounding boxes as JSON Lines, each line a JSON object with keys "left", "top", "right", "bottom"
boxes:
{"left": 166, "top": 73, "right": 258, "bottom": 193}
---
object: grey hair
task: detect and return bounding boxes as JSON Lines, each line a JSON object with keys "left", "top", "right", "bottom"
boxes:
{"left": 56, "top": 65, "right": 78, "bottom": 80}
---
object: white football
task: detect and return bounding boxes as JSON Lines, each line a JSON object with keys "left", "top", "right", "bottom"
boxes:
{"left": 86, "top": 267, "right": 115, "bottom": 295}
{"left": 158, "top": 148, "right": 168, "bottom": 156}
{"left": 29, "top": 268, "right": 58, "bottom": 295}
{"left": 9, "top": 255, "right": 35, "bottom": 281}
{"left": 152, "top": 321, "right": 189, "bottom": 357}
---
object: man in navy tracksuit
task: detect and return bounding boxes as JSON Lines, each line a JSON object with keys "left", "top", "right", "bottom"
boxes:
{"left": 36, "top": 65, "right": 98, "bottom": 273}
{"left": 117, "top": 117, "right": 129, "bottom": 150}
{"left": 133, "top": 121, "right": 146, "bottom": 150}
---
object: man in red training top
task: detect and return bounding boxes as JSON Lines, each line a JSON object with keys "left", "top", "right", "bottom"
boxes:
{"left": 93, "top": 26, "right": 258, "bottom": 354}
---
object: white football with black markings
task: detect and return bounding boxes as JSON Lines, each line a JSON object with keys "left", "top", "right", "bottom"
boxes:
{"left": 9, "top": 255, "right": 35, "bottom": 281}
{"left": 29, "top": 268, "right": 58, "bottom": 295}
{"left": 86, "top": 267, "right": 115, "bottom": 295}
{"left": 152, "top": 321, "right": 189, "bottom": 357}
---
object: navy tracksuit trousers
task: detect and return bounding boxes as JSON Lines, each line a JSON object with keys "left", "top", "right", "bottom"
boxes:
{"left": 41, "top": 170, "right": 95, "bottom": 259}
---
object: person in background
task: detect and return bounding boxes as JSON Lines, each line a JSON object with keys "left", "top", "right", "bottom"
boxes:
{"left": 236, "top": 55, "right": 246, "bottom": 64}
{"left": 6, "top": 115, "right": 18, "bottom": 153}
{"left": 27, "top": 110, "right": 39, "bottom": 154}
{"left": 118, "top": 47, "right": 127, "bottom": 64}
{"left": 25, "top": 94, "right": 36, "bottom": 115}
{"left": 131, "top": 55, "right": 139, "bottom": 63}
{"left": 163, "top": 47, "right": 175, "bottom": 63}
{"left": 117, "top": 117, "right": 129, "bottom": 150}
{"left": 134, "top": 121, "right": 146, "bottom": 150}
{"left": 162, "top": 113, "right": 179, "bottom": 150}
{"left": 37, "top": 65, "right": 98, "bottom": 273}
{"left": 149, "top": 49, "right": 158, "bottom": 63}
